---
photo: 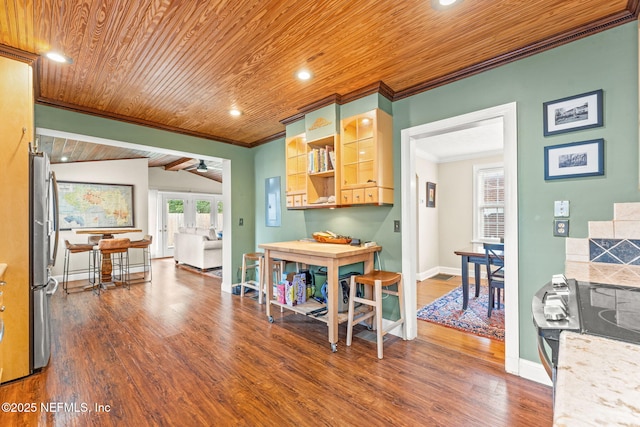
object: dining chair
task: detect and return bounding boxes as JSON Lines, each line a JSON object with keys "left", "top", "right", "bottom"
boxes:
{"left": 483, "top": 243, "right": 504, "bottom": 317}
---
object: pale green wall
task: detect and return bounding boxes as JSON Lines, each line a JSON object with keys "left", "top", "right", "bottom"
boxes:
{"left": 35, "top": 105, "right": 256, "bottom": 280}
{"left": 34, "top": 21, "right": 640, "bottom": 364}
{"left": 254, "top": 22, "right": 640, "bottom": 363}
{"left": 394, "top": 22, "right": 638, "bottom": 362}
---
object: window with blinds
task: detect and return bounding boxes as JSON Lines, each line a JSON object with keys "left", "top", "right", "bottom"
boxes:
{"left": 474, "top": 164, "right": 504, "bottom": 242}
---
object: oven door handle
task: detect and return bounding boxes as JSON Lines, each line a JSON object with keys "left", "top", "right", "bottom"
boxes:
{"left": 537, "top": 335, "right": 553, "bottom": 379}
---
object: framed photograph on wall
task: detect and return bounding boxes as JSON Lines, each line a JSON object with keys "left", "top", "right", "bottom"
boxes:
{"left": 543, "top": 89, "right": 603, "bottom": 136}
{"left": 544, "top": 139, "right": 604, "bottom": 180}
{"left": 426, "top": 182, "right": 436, "bottom": 207}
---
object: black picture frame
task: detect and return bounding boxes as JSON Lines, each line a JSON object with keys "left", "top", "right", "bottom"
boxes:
{"left": 426, "top": 182, "right": 436, "bottom": 208}
{"left": 544, "top": 139, "right": 604, "bottom": 180}
{"left": 543, "top": 89, "right": 603, "bottom": 136}
{"left": 57, "top": 181, "right": 135, "bottom": 230}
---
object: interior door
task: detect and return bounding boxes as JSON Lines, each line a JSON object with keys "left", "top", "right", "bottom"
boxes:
{"left": 161, "top": 195, "right": 186, "bottom": 257}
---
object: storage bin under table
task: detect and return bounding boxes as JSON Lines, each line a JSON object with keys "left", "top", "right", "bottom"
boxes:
{"left": 258, "top": 240, "right": 381, "bottom": 352}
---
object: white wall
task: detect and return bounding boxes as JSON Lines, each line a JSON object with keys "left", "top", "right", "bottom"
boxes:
{"left": 148, "top": 167, "right": 222, "bottom": 193}
{"left": 416, "top": 155, "right": 439, "bottom": 280}
{"left": 437, "top": 154, "right": 503, "bottom": 271}
{"left": 51, "top": 158, "right": 149, "bottom": 278}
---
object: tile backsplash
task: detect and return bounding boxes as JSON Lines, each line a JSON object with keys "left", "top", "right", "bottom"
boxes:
{"left": 565, "top": 202, "right": 640, "bottom": 286}
{"left": 589, "top": 239, "right": 640, "bottom": 265}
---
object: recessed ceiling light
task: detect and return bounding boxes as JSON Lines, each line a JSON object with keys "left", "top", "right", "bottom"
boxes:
{"left": 229, "top": 109, "right": 242, "bottom": 117}
{"left": 431, "top": 0, "right": 462, "bottom": 9}
{"left": 60, "top": 156, "right": 68, "bottom": 162}
{"left": 45, "top": 51, "right": 73, "bottom": 64}
{"left": 297, "top": 70, "right": 312, "bottom": 81}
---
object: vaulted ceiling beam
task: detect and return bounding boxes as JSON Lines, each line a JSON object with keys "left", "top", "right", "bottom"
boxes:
{"left": 164, "top": 157, "right": 195, "bottom": 171}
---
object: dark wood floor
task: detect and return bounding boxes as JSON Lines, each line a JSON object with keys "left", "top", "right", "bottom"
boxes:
{"left": 0, "top": 259, "right": 552, "bottom": 426}
{"left": 417, "top": 275, "right": 506, "bottom": 366}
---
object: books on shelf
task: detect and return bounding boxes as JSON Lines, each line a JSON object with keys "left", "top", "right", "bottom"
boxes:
{"left": 307, "top": 145, "right": 334, "bottom": 174}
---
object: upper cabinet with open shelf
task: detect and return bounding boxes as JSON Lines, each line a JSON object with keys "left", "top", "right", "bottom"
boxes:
{"left": 284, "top": 107, "right": 393, "bottom": 210}
{"left": 340, "top": 109, "right": 393, "bottom": 206}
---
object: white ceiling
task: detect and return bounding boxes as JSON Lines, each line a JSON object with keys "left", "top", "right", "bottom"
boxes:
{"left": 415, "top": 117, "right": 504, "bottom": 163}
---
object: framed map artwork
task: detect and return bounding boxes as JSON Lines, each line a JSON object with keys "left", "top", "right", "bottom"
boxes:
{"left": 57, "top": 181, "right": 135, "bottom": 230}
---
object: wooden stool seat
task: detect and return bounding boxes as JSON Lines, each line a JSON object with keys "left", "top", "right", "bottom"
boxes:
{"left": 241, "top": 252, "right": 265, "bottom": 304}
{"left": 346, "top": 270, "right": 406, "bottom": 359}
{"left": 65, "top": 241, "right": 94, "bottom": 254}
{"left": 353, "top": 270, "right": 401, "bottom": 287}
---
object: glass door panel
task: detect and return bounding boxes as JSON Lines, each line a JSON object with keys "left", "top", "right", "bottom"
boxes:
{"left": 359, "top": 138, "right": 375, "bottom": 162}
{"left": 163, "top": 197, "right": 185, "bottom": 257}
{"left": 194, "top": 198, "right": 213, "bottom": 229}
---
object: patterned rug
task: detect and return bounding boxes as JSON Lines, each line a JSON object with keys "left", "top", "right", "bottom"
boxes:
{"left": 417, "top": 284, "right": 505, "bottom": 341}
{"left": 175, "top": 263, "right": 222, "bottom": 279}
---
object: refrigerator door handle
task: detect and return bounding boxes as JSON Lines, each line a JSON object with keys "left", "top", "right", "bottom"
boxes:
{"left": 46, "top": 277, "right": 59, "bottom": 296}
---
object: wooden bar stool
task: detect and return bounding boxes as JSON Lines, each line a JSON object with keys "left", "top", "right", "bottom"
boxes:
{"left": 346, "top": 270, "right": 406, "bottom": 359}
{"left": 91, "top": 238, "right": 131, "bottom": 295}
{"left": 240, "top": 252, "right": 265, "bottom": 304}
{"left": 129, "top": 235, "right": 153, "bottom": 284}
{"left": 62, "top": 240, "right": 96, "bottom": 294}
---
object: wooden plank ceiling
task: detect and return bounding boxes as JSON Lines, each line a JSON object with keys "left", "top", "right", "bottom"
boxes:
{"left": 37, "top": 134, "right": 224, "bottom": 182}
{"left": 1, "top": 0, "right": 637, "bottom": 152}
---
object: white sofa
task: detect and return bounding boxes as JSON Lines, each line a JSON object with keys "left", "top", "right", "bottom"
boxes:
{"left": 174, "top": 227, "right": 222, "bottom": 270}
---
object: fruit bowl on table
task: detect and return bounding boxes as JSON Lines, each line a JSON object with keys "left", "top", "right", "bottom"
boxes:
{"left": 312, "top": 232, "right": 352, "bottom": 244}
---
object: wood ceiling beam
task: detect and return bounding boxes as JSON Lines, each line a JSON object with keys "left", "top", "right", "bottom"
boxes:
{"left": 164, "top": 157, "right": 195, "bottom": 171}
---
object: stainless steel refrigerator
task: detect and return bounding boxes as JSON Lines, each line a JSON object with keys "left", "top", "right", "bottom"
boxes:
{"left": 30, "top": 151, "right": 59, "bottom": 371}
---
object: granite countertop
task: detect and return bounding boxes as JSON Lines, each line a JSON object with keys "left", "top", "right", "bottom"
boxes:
{"left": 554, "top": 331, "right": 640, "bottom": 426}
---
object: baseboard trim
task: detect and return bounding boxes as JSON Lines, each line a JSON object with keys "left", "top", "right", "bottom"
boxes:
{"left": 54, "top": 266, "right": 146, "bottom": 282}
{"left": 518, "top": 358, "right": 553, "bottom": 387}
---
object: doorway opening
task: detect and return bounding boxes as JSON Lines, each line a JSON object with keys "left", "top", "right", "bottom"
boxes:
{"left": 401, "top": 102, "right": 519, "bottom": 374}
{"left": 35, "top": 127, "right": 234, "bottom": 292}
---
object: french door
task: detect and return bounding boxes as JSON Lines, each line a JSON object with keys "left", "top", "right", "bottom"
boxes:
{"left": 160, "top": 193, "right": 219, "bottom": 257}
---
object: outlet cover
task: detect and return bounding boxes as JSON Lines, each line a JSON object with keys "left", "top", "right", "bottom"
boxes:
{"left": 554, "top": 219, "right": 569, "bottom": 237}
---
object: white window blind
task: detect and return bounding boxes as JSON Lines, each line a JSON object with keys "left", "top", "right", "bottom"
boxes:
{"left": 474, "top": 165, "right": 504, "bottom": 242}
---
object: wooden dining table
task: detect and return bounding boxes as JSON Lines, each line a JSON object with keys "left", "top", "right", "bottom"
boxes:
{"left": 454, "top": 243, "right": 504, "bottom": 310}
{"left": 74, "top": 228, "right": 142, "bottom": 283}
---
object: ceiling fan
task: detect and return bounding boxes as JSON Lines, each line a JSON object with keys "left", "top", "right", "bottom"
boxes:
{"left": 183, "top": 159, "right": 208, "bottom": 173}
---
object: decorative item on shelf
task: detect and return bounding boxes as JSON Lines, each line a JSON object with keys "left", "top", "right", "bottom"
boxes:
{"left": 312, "top": 230, "right": 352, "bottom": 244}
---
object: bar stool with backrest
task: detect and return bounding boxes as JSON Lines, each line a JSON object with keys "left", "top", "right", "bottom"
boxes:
{"left": 346, "top": 270, "right": 406, "bottom": 359}
{"left": 129, "top": 235, "right": 153, "bottom": 284}
{"left": 91, "top": 238, "right": 131, "bottom": 295}
{"left": 240, "top": 252, "right": 265, "bottom": 304}
{"left": 62, "top": 240, "right": 96, "bottom": 293}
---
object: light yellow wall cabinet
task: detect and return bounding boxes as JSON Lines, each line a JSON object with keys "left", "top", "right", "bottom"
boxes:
{"left": 0, "top": 49, "right": 35, "bottom": 383}
{"left": 340, "top": 109, "right": 393, "bottom": 206}
{"left": 285, "top": 134, "right": 307, "bottom": 208}
{"left": 285, "top": 134, "right": 339, "bottom": 209}
{"left": 285, "top": 108, "right": 393, "bottom": 209}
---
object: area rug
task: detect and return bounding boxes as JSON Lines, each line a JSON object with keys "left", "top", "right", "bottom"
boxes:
{"left": 176, "top": 263, "right": 222, "bottom": 279}
{"left": 417, "top": 285, "right": 505, "bottom": 341}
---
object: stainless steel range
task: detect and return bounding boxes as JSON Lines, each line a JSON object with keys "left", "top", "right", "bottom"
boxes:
{"left": 532, "top": 275, "right": 640, "bottom": 381}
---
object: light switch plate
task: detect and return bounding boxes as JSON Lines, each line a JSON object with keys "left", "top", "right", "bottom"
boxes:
{"left": 554, "top": 200, "right": 570, "bottom": 217}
